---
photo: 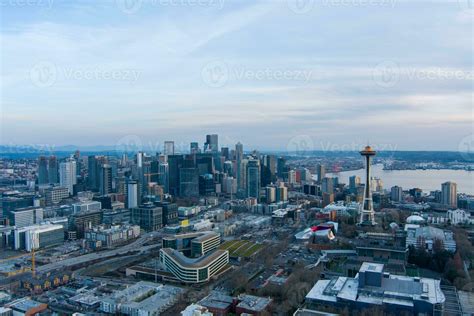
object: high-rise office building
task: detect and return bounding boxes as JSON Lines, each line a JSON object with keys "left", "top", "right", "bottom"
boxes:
{"left": 235, "top": 142, "right": 244, "bottom": 190}
{"left": 38, "top": 156, "right": 49, "bottom": 185}
{"left": 158, "top": 162, "right": 169, "bottom": 193}
{"left": 390, "top": 186, "right": 403, "bottom": 202}
{"left": 87, "top": 155, "right": 106, "bottom": 191}
{"left": 164, "top": 141, "right": 175, "bottom": 156}
{"left": 136, "top": 151, "right": 144, "bottom": 168}
{"left": 277, "top": 157, "right": 288, "bottom": 180}
{"left": 276, "top": 183, "right": 288, "bottom": 202}
{"left": 321, "top": 177, "right": 334, "bottom": 195}
{"left": 127, "top": 180, "right": 138, "bottom": 208}
{"left": 221, "top": 147, "right": 229, "bottom": 160}
{"left": 317, "top": 164, "right": 326, "bottom": 184}
{"left": 204, "top": 134, "right": 218, "bottom": 153}
{"left": 246, "top": 158, "right": 260, "bottom": 199}
{"left": 48, "top": 156, "right": 59, "bottom": 184}
{"left": 131, "top": 204, "right": 163, "bottom": 231}
{"left": 59, "top": 160, "right": 77, "bottom": 195}
{"left": 168, "top": 155, "right": 183, "bottom": 196}
{"left": 441, "top": 181, "right": 457, "bottom": 208}
{"left": 266, "top": 155, "right": 277, "bottom": 178}
{"left": 359, "top": 146, "right": 376, "bottom": 226}
{"left": 265, "top": 186, "right": 276, "bottom": 203}
{"left": 349, "top": 175, "right": 361, "bottom": 191}
{"left": 190, "top": 142, "right": 200, "bottom": 154}
{"left": 180, "top": 154, "right": 199, "bottom": 197}
{"left": 99, "top": 164, "right": 113, "bottom": 195}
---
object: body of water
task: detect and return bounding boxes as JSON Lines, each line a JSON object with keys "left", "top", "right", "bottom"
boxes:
{"left": 327, "top": 164, "right": 474, "bottom": 195}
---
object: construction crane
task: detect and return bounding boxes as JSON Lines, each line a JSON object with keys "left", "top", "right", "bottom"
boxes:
{"left": 31, "top": 246, "right": 36, "bottom": 278}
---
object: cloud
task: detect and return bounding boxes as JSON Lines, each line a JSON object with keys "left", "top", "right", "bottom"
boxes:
{"left": 0, "top": 1, "right": 472, "bottom": 150}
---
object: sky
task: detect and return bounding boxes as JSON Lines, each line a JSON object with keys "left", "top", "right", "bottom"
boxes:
{"left": 0, "top": 0, "right": 473, "bottom": 152}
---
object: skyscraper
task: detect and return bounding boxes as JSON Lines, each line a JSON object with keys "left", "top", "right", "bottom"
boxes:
{"left": 38, "top": 156, "right": 49, "bottom": 185}
{"left": 349, "top": 175, "right": 361, "bottom": 192}
{"left": 441, "top": 181, "right": 457, "bottom": 208}
{"left": 179, "top": 155, "right": 199, "bottom": 197}
{"left": 190, "top": 142, "right": 200, "bottom": 154}
{"left": 168, "top": 154, "right": 183, "bottom": 196}
{"left": 99, "top": 164, "right": 113, "bottom": 195}
{"left": 205, "top": 134, "right": 218, "bottom": 153}
{"left": 164, "top": 141, "right": 175, "bottom": 156}
{"left": 48, "top": 156, "right": 59, "bottom": 184}
{"left": 235, "top": 142, "right": 244, "bottom": 190}
{"left": 159, "top": 162, "right": 169, "bottom": 193}
{"left": 317, "top": 164, "right": 326, "bottom": 184}
{"left": 390, "top": 185, "right": 403, "bottom": 202}
{"left": 359, "top": 146, "right": 376, "bottom": 226}
{"left": 246, "top": 158, "right": 260, "bottom": 199}
{"left": 59, "top": 160, "right": 77, "bottom": 195}
{"left": 87, "top": 155, "right": 103, "bottom": 191}
{"left": 127, "top": 180, "right": 138, "bottom": 208}
{"left": 321, "top": 177, "right": 334, "bottom": 195}
{"left": 277, "top": 157, "right": 288, "bottom": 180}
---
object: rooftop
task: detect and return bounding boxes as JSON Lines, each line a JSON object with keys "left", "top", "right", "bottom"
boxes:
{"left": 7, "top": 298, "right": 45, "bottom": 312}
{"left": 236, "top": 294, "right": 272, "bottom": 312}
{"left": 161, "top": 248, "right": 228, "bottom": 268}
{"left": 359, "top": 262, "right": 384, "bottom": 273}
{"left": 199, "top": 290, "right": 234, "bottom": 310}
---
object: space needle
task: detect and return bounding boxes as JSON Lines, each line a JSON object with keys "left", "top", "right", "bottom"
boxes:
{"left": 359, "top": 145, "right": 376, "bottom": 226}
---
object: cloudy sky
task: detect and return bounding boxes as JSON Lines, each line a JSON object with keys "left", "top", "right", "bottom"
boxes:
{"left": 1, "top": 0, "right": 472, "bottom": 152}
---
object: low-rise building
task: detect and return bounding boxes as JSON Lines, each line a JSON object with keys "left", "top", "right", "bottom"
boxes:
{"left": 405, "top": 225, "right": 456, "bottom": 252}
{"left": 100, "top": 281, "right": 183, "bottom": 316}
{"left": 14, "top": 223, "right": 64, "bottom": 251}
{"left": 198, "top": 291, "right": 234, "bottom": 315}
{"left": 181, "top": 304, "right": 213, "bottom": 316}
{"left": 306, "top": 262, "right": 445, "bottom": 315}
{"left": 235, "top": 294, "right": 272, "bottom": 315}
{"left": 84, "top": 224, "right": 140, "bottom": 249}
{"left": 447, "top": 208, "right": 471, "bottom": 225}
{"left": 5, "top": 298, "right": 48, "bottom": 316}
{"left": 159, "top": 248, "right": 229, "bottom": 283}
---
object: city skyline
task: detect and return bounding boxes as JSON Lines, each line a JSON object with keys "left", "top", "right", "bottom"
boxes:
{"left": 1, "top": 1, "right": 473, "bottom": 151}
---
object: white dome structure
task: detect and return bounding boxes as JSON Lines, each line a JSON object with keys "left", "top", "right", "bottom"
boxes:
{"left": 406, "top": 215, "right": 425, "bottom": 224}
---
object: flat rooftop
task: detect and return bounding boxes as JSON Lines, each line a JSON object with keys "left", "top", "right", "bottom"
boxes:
{"left": 359, "top": 262, "right": 384, "bottom": 273}
{"left": 199, "top": 291, "right": 234, "bottom": 310}
{"left": 161, "top": 248, "right": 228, "bottom": 268}
{"left": 237, "top": 294, "right": 271, "bottom": 312}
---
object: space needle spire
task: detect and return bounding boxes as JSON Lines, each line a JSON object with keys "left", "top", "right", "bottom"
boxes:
{"left": 359, "top": 145, "right": 376, "bottom": 226}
